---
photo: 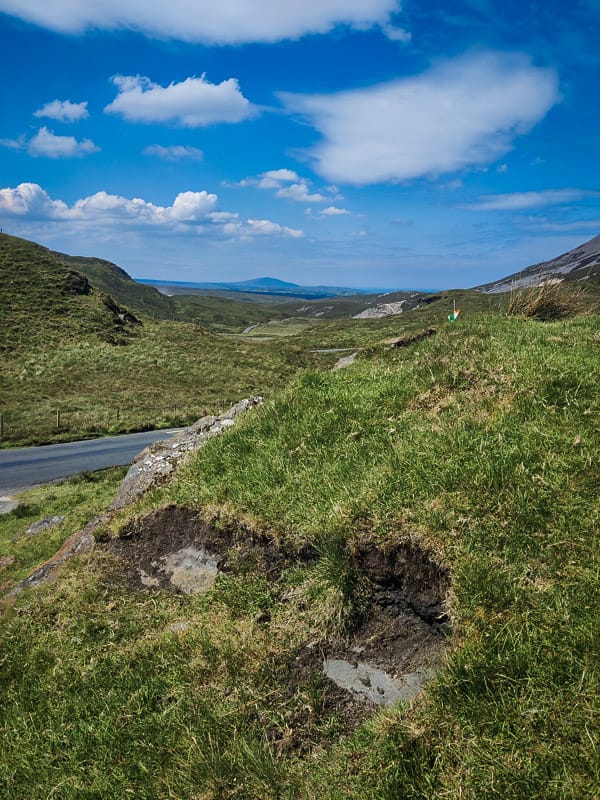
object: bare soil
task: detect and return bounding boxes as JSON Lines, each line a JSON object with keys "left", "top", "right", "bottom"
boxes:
{"left": 101, "top": 504, "right": 451, "bottom": 731}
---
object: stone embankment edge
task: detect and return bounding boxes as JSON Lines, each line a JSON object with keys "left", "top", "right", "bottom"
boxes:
{"left": 6, "top": 397, "right": 263, "bottom": 597}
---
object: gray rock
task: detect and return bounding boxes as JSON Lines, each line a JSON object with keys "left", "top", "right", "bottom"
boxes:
{"left": 0, "top": 499, "right": 20, "bottom": 515}
{"left": 332, "top": 352, "right": 359, "bottom": 371}
{"left": 26, "top": 516, "right": 65, "bottom": 536}
{"left": 109, "top": 396, "right": 262, "bottom": 511}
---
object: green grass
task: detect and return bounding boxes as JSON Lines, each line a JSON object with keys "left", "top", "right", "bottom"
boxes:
{"left": 0, "top": 319, "right": 329, "bottom": 446}
{"left": 0, "top": 467, "right": 126, "bottom": 592}
{"left": 1, "top": 311, "right": 598, "bottom": 798}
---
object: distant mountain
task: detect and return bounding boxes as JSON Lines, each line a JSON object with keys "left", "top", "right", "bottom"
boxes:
{"left": 139, "top": 277, "right": 377, "bottom": 300}
{"left": 236, "top": 277, "right": 300, "bottom": 290}
{"left": 475, "top": 234, "right": 600, "bottom": 294}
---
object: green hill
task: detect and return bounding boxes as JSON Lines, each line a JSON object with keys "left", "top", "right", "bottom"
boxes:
{"left": 0, "top": 309, "right": 597, "bottom": 798}
{"left": 0, "top": 232, "right": 141, "bottom": 355}
{"left": 55, "top": 250, "right": 285, "bottom": 331}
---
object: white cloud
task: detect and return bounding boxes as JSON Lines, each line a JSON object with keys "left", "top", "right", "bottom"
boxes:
{"left": 281, "top": 51, "right": 560, "bottom": 184}
{"left": 0, "top": 1, "right": 401, "bottom": 44}
{"left": 0, "top": 183, "right": 216, "bottom": 225}
{"left": 464, "top": 189, "right": 600, "bottom": 211}
{"left": 105, "top": 74, "right": 254, "bottom": 127}
{"left": 246, "top": 219, "right": 304, "bottom": 238}
{"left": 276, "top": 183, "right": 328, "bottom": 202}
{"left": 256, "top": 169, "right": 301, "bottom": 189}
{"left": 1, "top": 128, "right": 99, "bottom": 158}
{"left": 382, "top": 23, "right": 411, "bottom": 42}
{"left": 320, "top": 206, "right": 350, "bottom": 216}
{"left": 241, "top": 168, "right": 341, "bottom": 203}
{"left": 143, "top": 144, "right": 204, "bottom": 161}
{"left": 0, "top": 182, "right": 302, "bottom": 239}
{"left": 28, "top": 127, "right": 99, "bottom": 158}
{"left": 496, "top": 163, "right": 509, "bottom": 173}
{"left": 0, "top": 135, "right": 25, "bottom": 150}
{"left": 34, "top": 99, "right": 89, "bottom": 122}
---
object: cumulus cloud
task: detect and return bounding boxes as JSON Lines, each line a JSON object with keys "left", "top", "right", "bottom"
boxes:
{"left": 256, "top": 169, "right": 301, "bottom": 189}
{"left": 34, "top": 99, "right": 89, "bottom": 122}
{"left": 240, "top": 168, "right": 341, "bottom": 203}
{"left": 0, "top": 182, "right": 303, "bottom": 239}
{"left": 0, "top": 183, "right": 216, "bottom": 225}
{"left": 143, "top": 144, "right": 204, "bottom": 161}
{"left": 463, "top": 189, "right": 600, "bottom": 210}
{"left": 0, "top": 0, "right": 401, "bottom": 44}
{"left": 3, "top": 127, "right": 100, "bottom": 158}
{"left": 276, "top": 183, "right": 329, "bottom": 202}
{"left": 1, "top": 128, "right": 99, "bottom": 158}
{"left": 281, "top": 51, "right": 560, "bottom": 184}
{"left": 105, "top": 74, "right": 254, "bottom": 127}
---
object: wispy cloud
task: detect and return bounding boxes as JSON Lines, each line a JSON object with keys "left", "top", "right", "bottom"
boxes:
{"left": 238, "top": 168, "right": 341, "bottom": 203}
{"left": 105, "top": 74, "right": 255, "bottom": 127}
{"left": 143, "top": 144, "right": 204, "bottom": 161}
{"left": 281, "top": 51, "right": 560, "bottom": 184}
{"left": 463, "top": 189, "right": 600, "bottom": 210}
{"left": 518, "top": 216, "right": 600, "bottom": 233}
{"left": 0, "top": 0, "right": 402, "bottom": 44}
{"left": 0, "top": 127, "right": 99, "bottom": 158}
{"left": 34, "top": 99, "right": 89, "bottom": 122}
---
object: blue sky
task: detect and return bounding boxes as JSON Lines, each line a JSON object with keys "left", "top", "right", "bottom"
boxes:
{"left": 0, "top": 1, "right": 598, "bottom": 289}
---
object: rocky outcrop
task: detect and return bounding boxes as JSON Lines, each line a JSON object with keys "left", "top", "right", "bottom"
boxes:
{"left": 110, "top": 396, "right": 263, "bottom": 510}
{"left": 353, "top": 300, "right": 410, "bottom": 319}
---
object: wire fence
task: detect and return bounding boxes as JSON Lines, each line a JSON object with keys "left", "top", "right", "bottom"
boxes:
{"left": 0, "top": 400, "right": 235, "bottom": 445}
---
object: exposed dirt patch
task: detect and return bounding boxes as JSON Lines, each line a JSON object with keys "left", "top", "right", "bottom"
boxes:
{"left": 101, "top": 504, "right": 284, "bottom": 594}
{"left": 290, "top": 539, "right": 450, "bottom": 731}
{"left": 293, "top": 586, "right": 448, "bottom": 728}
{"left": 103, "top": 504, "right": 450, "bottom": 726}
{"left": 352, "top": 539, "right": 450, "bottom": 625}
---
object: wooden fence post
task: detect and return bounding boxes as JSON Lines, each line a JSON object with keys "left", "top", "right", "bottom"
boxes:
{"left": 56, "top": 409, "right": 61, "bottom": 429}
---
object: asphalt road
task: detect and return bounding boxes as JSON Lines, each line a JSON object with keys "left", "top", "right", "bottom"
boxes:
{"left": 0, "top": 428, "right": 182, "bottom": 494}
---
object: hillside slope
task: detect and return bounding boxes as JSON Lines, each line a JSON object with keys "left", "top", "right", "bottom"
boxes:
{"left": 57, "top": 250, "right": 282, "bottom": 330}
{"left": 476, "top": 233, "right": 600, "bottom": 293}
{"left": 0, "top": 232, "right": 140, "bottom": 354}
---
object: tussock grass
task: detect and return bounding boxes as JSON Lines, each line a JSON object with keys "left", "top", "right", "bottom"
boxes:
{"left": 1, "top": 312, "right": 598, "bottom": 798}
{"left": 507, "top": 281, "right": 589, "bottom": 320}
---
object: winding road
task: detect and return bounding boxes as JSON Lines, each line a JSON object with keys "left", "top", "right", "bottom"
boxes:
{"left": 0, "top": 428, "right": 182, "bottom": 495}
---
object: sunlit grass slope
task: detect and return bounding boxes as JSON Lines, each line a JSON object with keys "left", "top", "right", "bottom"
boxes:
{"left": 1, "top": 311, "right": 597, "bottom": 799}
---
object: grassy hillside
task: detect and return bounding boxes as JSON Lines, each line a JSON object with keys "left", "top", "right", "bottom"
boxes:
{"left": 1, "top": 310, "right": 597, "bottom": 798}
{"left": 0, "top": 232, "right": 331, "bottom": 445}
{"left": 1, "top": 233, "right": 141, "bottom": 355}
{"left": 59, "top": 251, "right": 286, "bottom": 331}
